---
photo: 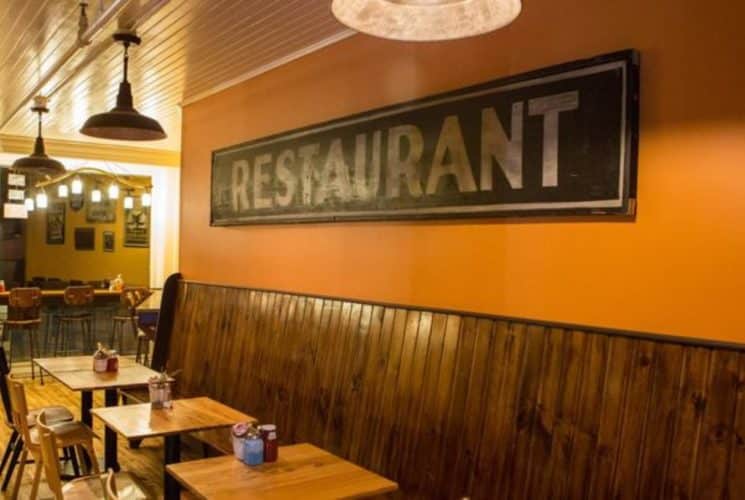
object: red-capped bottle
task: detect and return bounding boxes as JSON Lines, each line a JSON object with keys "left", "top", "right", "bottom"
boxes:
{"left": 259, "top": 424, "right": 278, "bottom": 462}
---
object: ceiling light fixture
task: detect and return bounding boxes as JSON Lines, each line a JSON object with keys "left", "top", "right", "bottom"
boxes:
{"left": 11, "top": 96, "right": 66, "bottom": 178}
{"left": 331, "top": 0, "right": 522, "bottom": 41}
{"left": 80, "top": 29, "right": 166, "bottom": 141}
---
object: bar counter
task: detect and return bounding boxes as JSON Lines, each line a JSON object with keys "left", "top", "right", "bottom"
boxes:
{"left": 0, "top": 289, "right": 122, "bottom": 306}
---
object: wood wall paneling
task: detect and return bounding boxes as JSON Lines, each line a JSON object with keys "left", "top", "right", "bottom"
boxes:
{"left": 168, "top": 281, "right": 745, "bottom": 499}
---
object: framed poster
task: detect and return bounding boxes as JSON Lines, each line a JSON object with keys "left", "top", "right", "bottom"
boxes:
{"left": 211, "top": 50, "right": 639, "bottom": 225}
{"left": 74, "top": 227, "right": 95, "bottom": 250}
{"left": 124, "top": 202, "right": 150, "bottom": 248}
{"left": 46, "top": 202, "right": 66, "bottom": 245}
{"left": 86, "top": 199, "right": 116, "bottom": 222}
{"left": 103, "top": 231, "right": 115, "bottom": 252}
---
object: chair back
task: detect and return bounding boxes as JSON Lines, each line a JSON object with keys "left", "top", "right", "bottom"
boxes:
{"left": 105, "top": 469, "right": 120, "bottom": 499}
{"left": 7, "top": 287, "right": 42, "bottom": 321}
{"left": 6, "top": 377, "right": 32, "bottom": 445}
{"left": 63, "top": 285, "right": 94, "bottom": 307}
{"left": 0, "top": 348, "right": 13, "bottom": 426}
{"left": 120, "top": 287, "right": 151, "bottom": 314}
{"left": 151, "top": 273, "right": 182, "bottom": 372}
{"left": 36, "top": 411, "right": 65, "bottom": 499}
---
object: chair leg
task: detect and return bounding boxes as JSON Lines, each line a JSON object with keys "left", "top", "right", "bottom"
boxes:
{"left": 10, "top": 447, "right": 27, "bottom": 500}
{"left": 82, "top": 441, "right": 100, "bottom": 474}
{"left": 28, "top": 329, "right": 35, "bottom": 381}
{"left": 68, "top": 446, "right": 80, "bottom": 477}
{"left": 29, "top": 459, "right": 42, "bottom": 500}
{"left": 0, "top": 431, "right": 18, "bottom": 477}
{"left": 2, "top": 438, "right": 23, "bottom": 491}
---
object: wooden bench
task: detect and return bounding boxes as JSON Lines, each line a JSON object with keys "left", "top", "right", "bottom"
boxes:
{"left": 159, "top": 280, "right": 745, "bottom": 499}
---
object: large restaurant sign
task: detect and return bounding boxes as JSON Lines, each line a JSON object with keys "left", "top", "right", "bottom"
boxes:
{"left": 211, "top": 50, "right": 639, "bottom": 225}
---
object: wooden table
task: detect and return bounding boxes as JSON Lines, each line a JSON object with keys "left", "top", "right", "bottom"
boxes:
{"left": 91, "top": 397, "right": 255, "bottom": 500}
{"left": 0, "top": 289, "right": 121, "bottom": 306}
{"left": 166, "top": 443, "right": 398, "bottom": 499}
{"left": 33, "top": 356, "right": 164, "bottom": 472}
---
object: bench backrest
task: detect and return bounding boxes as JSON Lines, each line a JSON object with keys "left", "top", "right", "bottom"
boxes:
{"left": 167, "top": 280, "right": 745, "bottom": 499}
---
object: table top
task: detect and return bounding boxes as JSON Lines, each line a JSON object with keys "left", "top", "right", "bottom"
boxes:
{"left": 34, "top": 356, "right": 161, "bottom": 391}
{"left": 166, "top": 443, "right": 398, "bottom": 500}
{"left": 91, "top": 397, "right": 255, "bottom": 440}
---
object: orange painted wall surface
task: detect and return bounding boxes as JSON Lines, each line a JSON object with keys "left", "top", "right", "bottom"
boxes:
{"left": 180, "top": 0, "right": 745, "bottom": 342}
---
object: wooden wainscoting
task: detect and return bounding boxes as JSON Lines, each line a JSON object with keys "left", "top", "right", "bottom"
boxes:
{"left": 166, "top": 281, "right": 745, "bottom": 500}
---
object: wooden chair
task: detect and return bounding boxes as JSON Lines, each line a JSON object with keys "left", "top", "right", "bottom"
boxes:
{"left": 0, "top": 347, "right": 77, "bottom": 492}
{"left": 37, "top": 414, "right": 148, "bottom": 499}
{"left": 52, "top": 286, "right": 95, "bottom": 356}
{"left": 1, "top": 288, "right": 42, "bottom": 380}
{"left": 110, "top": 287, "right": 150, "bottom": 356}
{"left": 7, "top": 377, "right": 99, "bottom": 499}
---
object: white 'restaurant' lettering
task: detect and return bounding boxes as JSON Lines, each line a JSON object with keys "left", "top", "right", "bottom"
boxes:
{"left": 481, "top": 103, "right": 524, "bottom": 190}
{"left": 275, "top": 149, "right": 296, "bottom": 207}
{"left": 253, "top": 154, "right": 273, "bottom": 209}
{"left": 354, "top": 131, "right": 381, "bottom": 200}
{"left": 318, "top": 139, "right": 352, "bottom": 203}
{"left": 386, "top": 125, "right": 424, "bottom": 198}
{"left": 298, "top": 144, "right": 320, "bottom": 206}
{"left": 231, "top": 160, "right": 250, "bottom": 211}
{"left": 427, "top": 115, "right": 477, "bottom": 195}
{"left": 528, "top": 91, "right": 579, "bottom": 187}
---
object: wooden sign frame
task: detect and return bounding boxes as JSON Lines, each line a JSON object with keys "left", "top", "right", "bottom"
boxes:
{"left": 211, "top": 50, "right": 639, "bottom": 225}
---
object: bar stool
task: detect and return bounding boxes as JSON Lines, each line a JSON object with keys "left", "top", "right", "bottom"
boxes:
{"left": 110, "top": 287, "right": 150, "bottom": 355}
{"left": 52, "top": 286, "right": 95, "bottom": 356}
{"left": 1, "top": 288, "right": 42, "bottom": 380}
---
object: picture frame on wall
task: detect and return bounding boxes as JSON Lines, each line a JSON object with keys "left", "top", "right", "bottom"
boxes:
{"left": 86, "top": 198, "right": 116, "bottom": 222}
{"left": 46, "top": 202, "right": 66, "bottom": 245}
{"left": 74, "top": 227, "right": 95, "bottom": 251}
{"left": 103, "top": 231, "right": 115, "bottom": 252}
{"left": 124, "top": 201, "right": 150, "bottom": 248}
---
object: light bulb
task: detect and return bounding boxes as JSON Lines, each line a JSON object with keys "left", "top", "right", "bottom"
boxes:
{"left": 123, "top": 195, "right": 134, "bottom": 210}
{"left": 141, "top": 192, "right": 152, "bottom": 207}
{"left": 36, "top": 192, "right": 48, "bottom": 209}
{"left": 58, "top": 184, "right": 69, "bottom": 198}
{"left": 108, "top": 183, "right": 119, "bottom": 199}
{"left": 71, "top": 177, "right": 83, "bottom": 195}
{"left": 91, "top": 189, "right": 102, "bottom": 203}
{"left": 24, "top": 198, "right": 34, "bottom": 212}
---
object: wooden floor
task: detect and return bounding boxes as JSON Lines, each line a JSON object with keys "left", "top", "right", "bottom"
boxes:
{"left": 0, "top": 361, "right": 201, "bottom": 499}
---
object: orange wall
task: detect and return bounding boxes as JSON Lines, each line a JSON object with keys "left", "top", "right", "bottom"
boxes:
{"left": 180, "top": 0, "right": 745, "bottom": 342}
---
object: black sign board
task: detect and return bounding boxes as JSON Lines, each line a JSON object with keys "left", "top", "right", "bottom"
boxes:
{"left": 211, "top": 50, "right": 639, "bottom": 225}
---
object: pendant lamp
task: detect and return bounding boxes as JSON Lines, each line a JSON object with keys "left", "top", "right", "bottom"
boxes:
{"left": 80, "top": 30, "right": 166, "bottom": 141}
{"left": 331, "top": 0, "right": 522, "bottom": 41}
{"left": 11, "top": 96, "right": 65, "bottom": 177}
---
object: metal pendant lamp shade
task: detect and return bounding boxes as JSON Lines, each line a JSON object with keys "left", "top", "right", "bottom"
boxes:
{"left": 80, "top": 31, "right": 166, "bottom": 141}
{"left": 331, "top": 0, "right": 522, "bottom": 41}
{"left": 12, "top": 98, "right": 65, "bottom": 177}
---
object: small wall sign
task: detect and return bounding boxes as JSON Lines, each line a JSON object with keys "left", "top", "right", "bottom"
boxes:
{"left": 211, "top": 50, "right": 639, "bottom": 225}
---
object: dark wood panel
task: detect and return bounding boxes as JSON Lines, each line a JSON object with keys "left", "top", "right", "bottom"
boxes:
{"left": 166, "top": 281, "right": 745, "bottom": 499}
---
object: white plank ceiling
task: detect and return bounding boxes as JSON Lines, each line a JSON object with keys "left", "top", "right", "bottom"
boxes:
{"left": 0, "top": 0, "right": 351, "bottom": 152}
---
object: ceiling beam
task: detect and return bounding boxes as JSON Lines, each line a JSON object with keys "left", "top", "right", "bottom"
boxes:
{"left": 0, "top": 134, "right": 179, "bottom": 167}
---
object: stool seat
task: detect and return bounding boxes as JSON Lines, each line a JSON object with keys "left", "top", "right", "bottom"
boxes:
{"left": 112, "top": 315, "right": 138, "bottom": 322}
{"left": 3, "top": 319, "right": 41, "bottom": 328}
{"left": 57, "top": 313, "right": 93, "bottom": 320}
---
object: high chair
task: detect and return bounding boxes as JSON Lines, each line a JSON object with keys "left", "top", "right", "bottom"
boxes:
{"left": 37, "top": 412, "right": 148, "bottom": 499}
{"left": 7, "top": 378, "right": 99, "bottom": 499}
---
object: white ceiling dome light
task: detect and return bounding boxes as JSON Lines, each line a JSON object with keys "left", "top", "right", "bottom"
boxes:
{"left": 331, "top": 0, "right": 522, "bottom": 41}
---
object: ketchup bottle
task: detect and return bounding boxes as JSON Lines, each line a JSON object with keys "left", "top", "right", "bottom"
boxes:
{"left": 259, "top": 424, "right": 278, "bottom": 462}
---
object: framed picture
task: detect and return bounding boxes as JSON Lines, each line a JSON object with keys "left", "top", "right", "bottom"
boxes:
{"left": 46, "top": 202, "right": 66, "bottom": 245}
{"left": 86, "top": 198, "right": 116, "bottom": 222}
{"left": 74, "top": 227, "right": 95, "bottom": 251}
{"left": 70, "top": 193, "right": 84, "bottom": 212}
{"left": 103, "top": 231, "right": 115, "bottom": 252}
{"left": 124, "top": 202, "right": 150, "bottom": 248}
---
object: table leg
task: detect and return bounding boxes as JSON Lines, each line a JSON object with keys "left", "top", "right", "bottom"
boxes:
{"left": 81, "top": 390, "right": 93, "bottom": 427}
{"left": 80, "top": 391, "right": 93, "bottom": 471}
{"left": 164, "top": 435, "right": 181, "bottom": 500}
{"left": 104, "top": 389, "right": 120, "bottom": 472}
